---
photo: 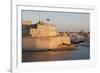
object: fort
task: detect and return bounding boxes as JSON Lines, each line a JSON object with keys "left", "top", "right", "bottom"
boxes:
{"left": 22, "top": 19, "right": 73, "bottom": 51}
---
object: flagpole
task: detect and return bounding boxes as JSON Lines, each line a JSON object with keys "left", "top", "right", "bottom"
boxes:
{"left": 38, "top": 11, "right": 40, "bottom": 24}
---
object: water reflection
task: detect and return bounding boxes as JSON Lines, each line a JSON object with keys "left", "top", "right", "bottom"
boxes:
{"left": 22, "top": 45, "right": 90, "bottom": 62}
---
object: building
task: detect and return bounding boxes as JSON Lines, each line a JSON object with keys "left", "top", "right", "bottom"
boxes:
{"left": 29, "top": 21, "right": 58, "bottom": 37}
{"left": 22, "top": 20, "right": 32, "bottom": 26}
{"left": 22, "top": 20, "right": 71, "bottom": 51}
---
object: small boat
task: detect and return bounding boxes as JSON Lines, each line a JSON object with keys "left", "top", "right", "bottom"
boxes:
{"left": 79, "top": 42, "right": 90, "bottom": 47}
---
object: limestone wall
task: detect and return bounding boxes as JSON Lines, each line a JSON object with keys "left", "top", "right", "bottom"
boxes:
{"left": 22, "top": 36, "right": 71, "bottom": 51}
{"left": 22, "top": 37, "right": 36, "bottom": 51}
{"left": 30, "top": 24, "right": 57, "bottom": 37}
{"left": 30, "top": 28, "right": 37, "bottom": 37}
{"left": 36, "top": 37, "right": 51, "bottom": 50}
{"left": 60, "top": 36, "right": 71, "bottom": 44}
{"left": 22, "top": 20, "right": 32, "bottom": 26}
{"left": 49, "top": 36, "right": 71, "bottom": 49}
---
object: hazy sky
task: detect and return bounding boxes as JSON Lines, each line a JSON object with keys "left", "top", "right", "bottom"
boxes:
{"left": 22, "top": 10, "right": 90, "bottom": 32}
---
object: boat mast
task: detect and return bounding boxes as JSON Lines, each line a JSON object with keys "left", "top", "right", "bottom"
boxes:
{"left": 82, "top": 24, "right": 84, "bottom": 34}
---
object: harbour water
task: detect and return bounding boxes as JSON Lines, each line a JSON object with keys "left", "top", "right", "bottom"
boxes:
{"left": 22, "top": 43, "right": 90, "bottom": 62}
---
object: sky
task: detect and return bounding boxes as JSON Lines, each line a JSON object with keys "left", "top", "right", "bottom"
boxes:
{"left": 22, "top": 10, "right": 90, "bottom": 32}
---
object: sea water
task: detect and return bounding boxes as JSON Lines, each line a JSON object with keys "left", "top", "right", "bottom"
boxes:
{"left": 22, "top": 43, "right": 90, "bottom": 62}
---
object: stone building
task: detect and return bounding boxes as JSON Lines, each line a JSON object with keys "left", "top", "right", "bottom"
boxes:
{"left": 22, "top": 20, "right": 71, "bottom": 51}
{"left": 22, "top": 20, "right": 32, "bottom": 26}
{"left": 29, "top": 21, "right": 58, "bottom": 37}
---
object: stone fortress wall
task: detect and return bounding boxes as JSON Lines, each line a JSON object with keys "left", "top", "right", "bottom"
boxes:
{"left": 22, "top": 36, "right": 70, "bottom": 51}
{"left": 22, "top": 20, "right": 71, "bottom": 51}
{"left": 30, "top": 23, "right": 57, "bottom": 37}
{"left": 22, "top": 20, "right": 32, "bottom": 26}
